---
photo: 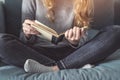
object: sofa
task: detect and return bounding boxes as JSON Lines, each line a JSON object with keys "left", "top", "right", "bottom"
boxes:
{"left": 0, "top": 0, "right": 120, "bottom": 80}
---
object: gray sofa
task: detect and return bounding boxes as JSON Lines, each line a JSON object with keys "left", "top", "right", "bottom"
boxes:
{"left": 0, "top": 0, "right": 120, "bottom": 80}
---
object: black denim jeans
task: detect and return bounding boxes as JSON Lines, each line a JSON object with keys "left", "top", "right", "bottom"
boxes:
{"left": 0, "top": 25, "right": 120, "bottom": 69}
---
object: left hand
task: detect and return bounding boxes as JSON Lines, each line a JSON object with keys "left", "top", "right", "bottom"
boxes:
{"left": 65, "top": 26, "right": 85, "bottom": 45}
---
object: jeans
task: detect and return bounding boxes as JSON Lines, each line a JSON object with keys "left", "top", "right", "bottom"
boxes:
{"left": 0, "top": 25, "right": 120, "bottom": 69}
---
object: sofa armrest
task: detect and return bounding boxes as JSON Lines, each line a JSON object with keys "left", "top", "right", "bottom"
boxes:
{"left": 114, "top": 0, "right": 120, "bottom": 25}
{"left": 0, "top": 1, "right": 5, "bottom": 66}
{"left": 0, "top": 2, "right": 5, "bottom": 33}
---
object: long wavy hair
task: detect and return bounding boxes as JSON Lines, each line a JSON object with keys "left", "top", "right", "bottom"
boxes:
{"left": 42, "top": 0, "right": 94, "bottom": 28}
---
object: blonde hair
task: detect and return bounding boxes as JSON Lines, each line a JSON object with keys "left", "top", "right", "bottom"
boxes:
{"left": 42, "top": 0, "right": 94, "bottom": 28}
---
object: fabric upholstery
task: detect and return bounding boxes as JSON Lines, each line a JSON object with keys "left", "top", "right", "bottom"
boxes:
{"left": 92, "top": 0, "right": 114, "bottom": 29}
{"left": 0, "top": 49, "right": 120, "bottom": 80}
{"left": 0, "top": 0, "right": 120, "bottom": 80}
{"left": 4, "top": 0, "right": 22, "bottom": 36}
{"left": 1, "top": 0, "right": 116, "bottom": 36}
{"left": 114, "top": 0, "right": 120, "bottom": 25}
{"left": 0, "top": 2, "right": 5, "bottom": 33}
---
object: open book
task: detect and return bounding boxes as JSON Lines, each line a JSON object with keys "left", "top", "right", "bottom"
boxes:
{"left": 31, "top": 20, "right": 64, "bottom": 44}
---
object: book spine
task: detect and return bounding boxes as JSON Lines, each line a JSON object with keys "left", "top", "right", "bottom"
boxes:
{"left": 51, "top": 34, "right": 64, "bottom": 44}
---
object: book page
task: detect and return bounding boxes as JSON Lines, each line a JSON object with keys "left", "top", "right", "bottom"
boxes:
{"left": 35, "top": 20, "right": 57, "bottom": 35}
{"left": 31, "top": 24, "right": 53, "bottom": 41}
{"left": 32, "top": 20, "right": 65, "bottom": 37}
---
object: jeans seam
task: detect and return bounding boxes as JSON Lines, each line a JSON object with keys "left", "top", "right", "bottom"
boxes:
{"left": 60, "top": 60, "right": 66, "bottom": 69}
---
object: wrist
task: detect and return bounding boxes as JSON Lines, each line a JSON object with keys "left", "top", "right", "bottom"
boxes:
{"left": 25, "top": 34, "right": 32, "bottom": 40}
{"left": 70, "top": 43, "right": 79, "bottom": 47}
{"left": 69, "top": 41, "right": 79, "bottom": 46}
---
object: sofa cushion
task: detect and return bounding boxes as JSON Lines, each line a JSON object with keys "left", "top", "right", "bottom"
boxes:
{"left": 2, "top": 0, "right": 115, "bottom": 36}
{"left": 0, "top": 29, "right": 119, "bottom": 79}
{"left": 0, "top": 0, "right": 120, "bottom": 80}
{"left": 92, "top": 0, "right": 114, "bottom": 29}
{"left": 114, "top": 0, "right": 120, "bottom": 25}
{"left": 4, "top": 0, "right": 22, "bottom": 37}
{"left": 0, "top": 49, "right": 120, "bottom": 80}
{"left": 0, "top": 2, "right": 5, "bottom": 33}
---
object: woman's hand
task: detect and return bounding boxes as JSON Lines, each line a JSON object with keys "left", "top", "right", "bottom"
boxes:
{"left": 65, "top": 27, "right": 85, "bottom": 46}
{"left": 22, "top": 19, "right": 40, "bottom": 38}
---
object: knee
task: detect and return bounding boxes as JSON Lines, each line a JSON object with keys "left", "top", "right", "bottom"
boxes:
{"left": 105, "top": 25, "right": 120, "bottom": 32}
{"left": 104, "top": 25, "right": 120, "bottom": 40}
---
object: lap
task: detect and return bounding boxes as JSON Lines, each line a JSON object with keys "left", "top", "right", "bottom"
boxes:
{"left": 0, "top": 33, "right": 55, "bottom": 67}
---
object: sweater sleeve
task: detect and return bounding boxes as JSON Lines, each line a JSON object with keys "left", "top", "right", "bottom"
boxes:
{"left": 19, "top": 0, "right": 36, "bottom": 44}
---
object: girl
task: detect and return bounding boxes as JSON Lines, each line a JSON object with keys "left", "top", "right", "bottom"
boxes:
{"left": 0, "top": 0, "right": 120, "bottom": 73}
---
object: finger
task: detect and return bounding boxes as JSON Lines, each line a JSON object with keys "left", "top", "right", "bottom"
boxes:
{"left": 30, "top": 26, "right": 39, "bottom": 32}
{"left": 29, "top": 31, "right": 39, "bottom": 35}
{"left": 24, "top": 19, "right": 39, "bottom": 32}
{"left": 65, "top": 30, "right": 69, "bottom": 39}
{"left": 23, "top": 23, "right": 35, "bottom": 35}
{"left": 31, "top": 29, "right": 40, "bottom": 35}
{"left": 23, "top": 23, "right": 36, "bottom": 32}
{"left": 22, "top": 23, "right": 31, "bottom": 33}
{"left": 25, "top": 29, "right": 38, "bottom": 35}
{"left": 76, "top": 27, "right": 81, "bottom": 40}
{"left": 24, "top": 19, "right": 34, "bottom": 25}
{"left": 68, "top": 29, "right": 73, "bottom": 39}
{"left": 72, "top": 27, "right": 77, "bottom": 40}
{"left": 81, "top": 27, "right": 85, "bottom": 36}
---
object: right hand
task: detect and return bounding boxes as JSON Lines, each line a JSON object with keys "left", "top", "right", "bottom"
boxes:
{"left": 22, "top": 19, "right": 40, "bottom": 38}
{"left": 65, "top": 27, "right": 85, "bottom": 46}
